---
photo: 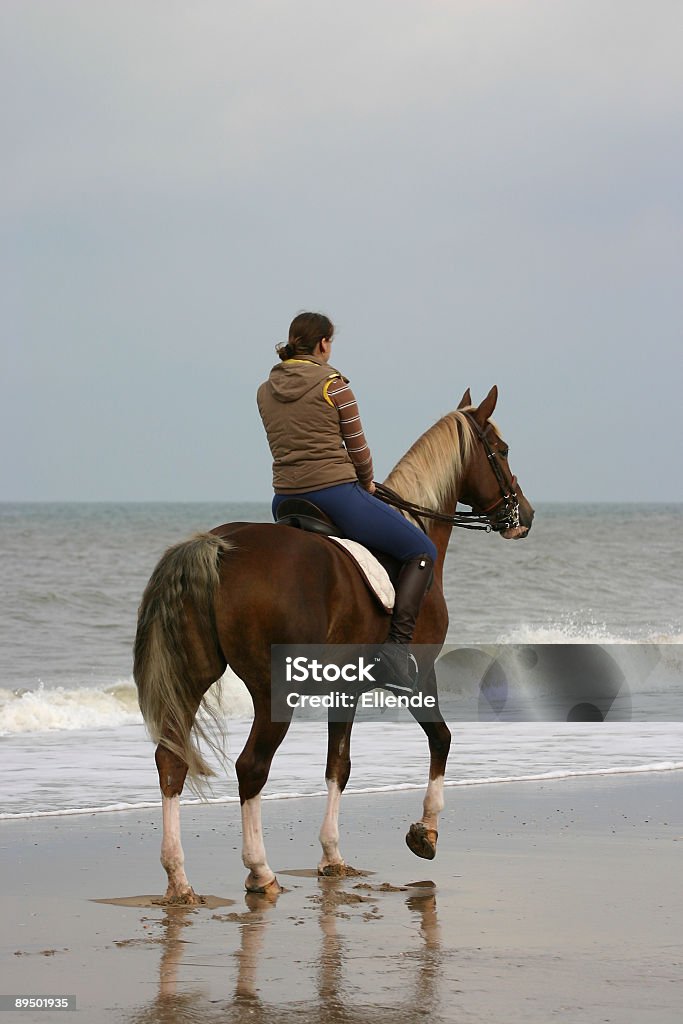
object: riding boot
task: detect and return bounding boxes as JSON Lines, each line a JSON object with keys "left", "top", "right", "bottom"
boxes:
{"left": 375, "top": 554, "right": 434, "bottom": 695}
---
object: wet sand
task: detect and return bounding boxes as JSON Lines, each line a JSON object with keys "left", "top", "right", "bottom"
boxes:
{"left": 2, "top": 773, "right": 682, "bottom": 1023}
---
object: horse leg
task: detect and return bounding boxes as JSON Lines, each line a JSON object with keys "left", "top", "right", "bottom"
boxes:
{"left": 155, "top": 744, "right": 199, "bottom": 905}
{"left": 406, "top": 670, "right": 451, "bottom": 860}
{"left": 318, "top": 718, "right": 354, "bottom": 876}
{"left": 236, "top": 714, "right": 291, "bottom": 894}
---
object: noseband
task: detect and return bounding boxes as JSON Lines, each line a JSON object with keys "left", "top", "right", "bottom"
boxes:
{"left": 374, "top": 413, "right": 520, "bottom": 534}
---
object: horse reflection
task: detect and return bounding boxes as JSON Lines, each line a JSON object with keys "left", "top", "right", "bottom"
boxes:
{"left": 233, "top": 890, "right": 279, "bottom": 1003}
{"left": 126, "top": 882, "right": 443, "bottom": 1024}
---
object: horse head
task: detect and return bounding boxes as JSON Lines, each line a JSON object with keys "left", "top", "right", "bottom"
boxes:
{"left": 457, "top": 386, "right": 534, "bottom": 539}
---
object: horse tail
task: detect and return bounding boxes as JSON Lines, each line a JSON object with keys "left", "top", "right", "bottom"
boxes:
{"left": 134, "top": 532, "right": 232, "bottom": 785}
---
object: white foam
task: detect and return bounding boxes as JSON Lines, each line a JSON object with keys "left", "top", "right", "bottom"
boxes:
{"left": 2, "top": 761, "right": 681, "bottom": 820}
{"left": 0, "top": 670, "right": 254, "bottom": 736}
{"left": 0, "top": 681, "right": 142, "bottom": 735}
{"left": 498, "top": 624, "right": 683, "bottom": 647}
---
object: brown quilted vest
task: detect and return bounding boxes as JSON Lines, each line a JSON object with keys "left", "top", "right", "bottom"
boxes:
{"left": 257, "top": 357, "right": 358, "bottom": 494}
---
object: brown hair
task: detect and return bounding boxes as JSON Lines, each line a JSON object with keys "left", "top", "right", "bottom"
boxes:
{"left": 276, "top": 311, "right": 334, "bottom": 361}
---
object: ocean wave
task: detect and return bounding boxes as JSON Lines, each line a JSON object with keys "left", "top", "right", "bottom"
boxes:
{"left": 497, "top": 624, "right": 683, "bottom": 646}
{"left": 2, "top": 635, "right": 681, "bottom": 736}
{"left": 0, "top": 671, "right": 254, "bottom": 736}
{"left": 492, "top": 627, "right": 683, "bottom": 687}
{"left": 0, "top": 681, "right": 141, "bottom": 734}
{"left": 2, "top": 760, "right": 681, "bottom": 820}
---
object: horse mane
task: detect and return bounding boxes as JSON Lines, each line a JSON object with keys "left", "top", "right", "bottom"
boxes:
{"left": 384, "top": 407, "right": 494, "bottom": 518}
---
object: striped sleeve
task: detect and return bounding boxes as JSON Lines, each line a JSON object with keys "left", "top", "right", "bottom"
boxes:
{"left": 325, "top": 377, "right": 375, "bottom": 487}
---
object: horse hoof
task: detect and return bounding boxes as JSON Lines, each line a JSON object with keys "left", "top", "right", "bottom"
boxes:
{"left": 406, "top": 822, "right": 438, "bottom": 860}
{"left": 163, "top": 886, "right": 201, "bottom": 906}
{"left": 245, "top": 874, "right": 282, "bottom": 896}
{"left": 318, "top": 861, "right": 347, "bottom": 878}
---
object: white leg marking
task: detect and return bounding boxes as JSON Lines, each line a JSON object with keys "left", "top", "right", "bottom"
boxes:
{"left": 161, "top": 794, "right": 193, "bottom": 898}
{"left": 318, "top": 780, "right": 345, "bottom": 871}
{"left": 420, "top": 775, "right": 445, "bottom": 831}
{"left": 241, "top": 795, "right": 276, "bottom": 889}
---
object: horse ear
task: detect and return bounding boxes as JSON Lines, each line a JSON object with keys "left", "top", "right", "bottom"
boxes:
{"left": 457, "top": 388, "right": 472, "bottom": 409}
{"left": 473, "top": 385, "right": 498, "bottom": 425}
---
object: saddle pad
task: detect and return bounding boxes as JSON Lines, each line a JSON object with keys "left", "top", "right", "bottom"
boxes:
{"left": 329, "top": 537, "right": 395, "bottom": 613}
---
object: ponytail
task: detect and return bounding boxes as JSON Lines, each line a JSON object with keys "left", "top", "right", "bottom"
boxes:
{"left": 276, "top": 342, "right": 295, "bottom": 361}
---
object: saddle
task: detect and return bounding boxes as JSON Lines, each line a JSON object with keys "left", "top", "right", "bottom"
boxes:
{"left": 275, "top": 499, "right": 341, "bottom": 538}
{"left": 276, "top": 498, "right": 401, "bottom": 605}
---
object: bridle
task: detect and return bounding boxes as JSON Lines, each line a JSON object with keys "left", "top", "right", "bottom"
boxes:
{"left": 466, "top": 413, "right": 521, "bottom": 532}
{"left": 374, "top": 412, "right": 521, "bottom": 534}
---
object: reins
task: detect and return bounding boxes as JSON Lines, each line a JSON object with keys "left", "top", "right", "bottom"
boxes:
{"left": 374, "top": 482, "right": 494, "bottom": 532}
{"left": 374, "top": 412, "right": 520, "bottom": 534}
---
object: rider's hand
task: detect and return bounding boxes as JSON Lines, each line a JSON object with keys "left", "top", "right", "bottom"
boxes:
{"left": 364, "top": 481, "right": 376, "bottom": 495}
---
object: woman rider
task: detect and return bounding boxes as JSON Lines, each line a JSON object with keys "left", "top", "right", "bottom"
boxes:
{"left": 257, "top": 311, "right": 437, "bottom": 694}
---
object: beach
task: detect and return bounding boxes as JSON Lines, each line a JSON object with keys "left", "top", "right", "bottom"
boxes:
{"left": 2, "top": 502, "right": 682, "bottom": 1020}
{"left": 3, "top": 772, "right": 681, "bottom": 1023}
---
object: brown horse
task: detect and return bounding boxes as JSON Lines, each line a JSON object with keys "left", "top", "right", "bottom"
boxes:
{"left": 134, "top": 386, "right": 534, "bottom": 902}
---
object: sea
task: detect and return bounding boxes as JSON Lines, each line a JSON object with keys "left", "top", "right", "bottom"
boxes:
{"left": 1, "top": 502, "right": 681, "bottom": 821}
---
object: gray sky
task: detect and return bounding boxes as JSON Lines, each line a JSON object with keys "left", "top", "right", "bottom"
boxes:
{"left": 2, "top": 0, "right": 681, "bottom": 502}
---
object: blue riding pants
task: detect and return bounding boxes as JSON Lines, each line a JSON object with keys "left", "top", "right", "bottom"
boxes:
{"left": 272, "top": 482, "right": 437, "bottom": 563}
